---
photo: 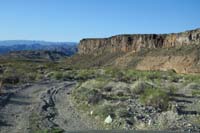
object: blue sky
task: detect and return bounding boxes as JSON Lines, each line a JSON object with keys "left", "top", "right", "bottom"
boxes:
{"left": 0, "top": 0, "right": 199, "bottom": 42}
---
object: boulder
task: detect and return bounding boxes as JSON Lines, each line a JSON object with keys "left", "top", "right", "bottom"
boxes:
{"left": 104, "top": 115, "right": 112, "bottom": 124}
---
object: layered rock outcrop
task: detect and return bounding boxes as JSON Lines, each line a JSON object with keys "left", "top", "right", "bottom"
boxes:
{"left": 76, "top": 28, "right": 200, "bottom": 74}
{"left": 78, "top": 29, "right": 200, "bottom": 55}
{"left": 136, "top": 55, "right": 200, "bottom": 74}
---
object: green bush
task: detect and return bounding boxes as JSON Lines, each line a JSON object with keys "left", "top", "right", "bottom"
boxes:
{"left": 27, "top": 73, "right": 38, "bottom": 81}
{"left": 168, "top": 86, "right": 178, "bottom": 95}
{"left": 130, "top": 81, "right": 154, "bottom": 95}
{"left": 192, "top": 115, "right": 200, "bottom": 125}
{"left": 116, "top": 108, "right": 131, "bottom": 118}
{"left": 140, "top": 88, "right": 169, "bottom": 110}
{"left": 170, "top": 76, "right": 180, "bottom": 82}
{"left": 53, "top": 72, "right": 63, "bottom": 80}
{"left": 93, "top": 104, "right": 115, "bottom": 118}
{"left": 72, "top": 80, "right": 108, "bottom": 100}
{"left": 73, "top": 85, "right": 104, "bottom": 105}
{"left": 145, "top": 71, "right": 163, "bottom": 80}
{"left": 184, "top": 74, "right": 200, "bottom": 83}
{"left": 76, "top": 69, "right": 96, "bottom": 80}
{"left": 192, "top": 90, "right": 200, "bottom": 96}
{"left": 2, "top": 75, "right": 20, "bottom": 85}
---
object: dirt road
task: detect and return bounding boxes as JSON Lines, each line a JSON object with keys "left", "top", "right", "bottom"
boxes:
{"left": 0, "top": 80, "right": 97, "bottom": 133}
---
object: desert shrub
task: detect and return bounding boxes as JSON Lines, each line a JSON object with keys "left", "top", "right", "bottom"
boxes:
{"left": 75, "top": 69, "right": 96, "bottom": 80}
{"left": 192, "top": 90, "right": 200, "bottom": 96}
{"left": 73, "top": 86, "right": 104, "bottom": 105}
{"left": 104, "top": 69, "right": 185, "bottom": 83}
{"left": 105, "top": 93, "right": 130, "bottom": 101}
{"left": 169, "top": 75, "right": 180, "bottom": 82}
{"left": 2, "top": 75, "right": 20, "bottom": 84}
{"left": 145, "top": 71, "right": 163, "bottom": 80}
{"left": 116, "top": 91, "right": 124, "bottom": 97}
{"left": 103, "top": 86, "right": 112, "bottom": 92}
{"left": 124, "top": 70, "right": 140, "bottom": 80}
{"left": 168, "top": 86, "right": 178, "bottom": 95}
{"left": 53, "top": 72, "right": 63, "bottom": 80}
{"left": 116, "top": 108, "right": 132, "bottom": 118}
{"left": 114, "top": 71, "right": 129, "bottom": 82}
{"left": 93, "top": 104, "right": 115, "bottom": 118}
{"left": 187, "top": 83, "right": 200, "bottom": 89}
{"left": 27, "top": 73, "right": 38, "bottom": 81}
{"left": 191, "top": 115, "right": 200, "bottom": 125}
{"left": 82, "top": 79, "right": 108, "bottom": 89}
{"left": 104, "top": 68, "right": 125, "bottom": 79}
{"left": 123, "top": 70, "right": 164, "bottom": 81}
{"left": 87, "top": 90, "right": 104, "bottom": 105}
{"left": 35, "top": 74, "right": 43, "bottom": 80}
{"left": 130, "top": 81, "right": 154, "bottom": 95}
{"left": 62, "top": 70, "right": 77, "bottom": 80}
{"left": 140, "top": 88, "right": 169, "bottom": 110}
{"left": 183, "top": 74, "right": 200, "bottom": 83}
{"left": 104, "top": 68, "right": 117, "bottom": 76}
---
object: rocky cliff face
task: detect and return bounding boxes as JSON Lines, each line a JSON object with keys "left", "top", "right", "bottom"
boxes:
{"left": 78, "top": 29, "right": 200, "bottom": 55}
{"left": 75, "top": 28, "right": 200, "bottom": 74}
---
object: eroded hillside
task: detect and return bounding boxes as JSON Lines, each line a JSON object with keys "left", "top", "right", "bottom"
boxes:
{"left": 75, "top": 28, "right": 200, "bottom": 73}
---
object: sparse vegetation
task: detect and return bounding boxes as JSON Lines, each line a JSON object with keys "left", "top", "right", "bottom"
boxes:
{"left": 93, "top": 103, "right": 116, "bottom": 118}
{"left": 69, "top": 67, "right": 200, "bottom": 130}
{"left": 1, "top": 55, "right": 200, "bottom": 131}
{"left": 129, "top": 81, "right": 154, "bottom": 95}
{"left": 116, "top": 108, "right": 131, "bottom": 118}
{"left": 140, "top": 88, "right": 169, "bottom": 110}
{"left": 191, "top": 115, "right": 200, "bottom": 125}
{"left": 192, "top": 90, "right": 200, "bottom": 96}
{"left": 53, "top": 72, "right": 63, "bottom": 80}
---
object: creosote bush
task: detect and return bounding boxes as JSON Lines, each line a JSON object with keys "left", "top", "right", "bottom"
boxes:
{"left": 72, "top": 79, "right": 108, "bottom": 104}
{"left": 53, "top": 72, "right": 63, "bottom": 80}
{"left": 140, "top": 88, "right": 169, "bottom": 110}
{"left": 192, "top": 90, "right": 200, "bottom": 96}
{"left": 129, "top": 81, "right": 154, "bottom": 95}
{"left": 2, "top": 75, "right": 20, "bottom": 85}
{"left": 116, "top": 108, "right": 132, "bottom": 118}
{"left": 93, "top": 104, "right": 115, "bottom": 118}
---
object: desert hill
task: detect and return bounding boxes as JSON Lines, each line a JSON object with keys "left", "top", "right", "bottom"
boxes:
{"left": 68, "top": 28, "right": 200, "bottom": 73}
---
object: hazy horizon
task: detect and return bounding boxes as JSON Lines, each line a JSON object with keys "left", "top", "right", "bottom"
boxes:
{"left": 0, "top": 40, "right": 77, "bottom": 43}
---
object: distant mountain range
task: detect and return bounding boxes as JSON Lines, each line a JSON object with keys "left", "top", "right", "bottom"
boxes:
{"left": 0, "top": 40, "right": 78, "bottom": 56}
{"left": 3, "top": 50, "right": 69, "bottom": 61}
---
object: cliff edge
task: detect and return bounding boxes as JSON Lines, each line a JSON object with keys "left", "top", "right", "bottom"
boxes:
{"left": 71, "top": 29, "right": 200, "bottom": 74}
{"left": 78, "top": 28, "right": 200, "bottom": 55}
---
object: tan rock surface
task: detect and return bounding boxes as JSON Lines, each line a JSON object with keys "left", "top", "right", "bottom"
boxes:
{"left": 78, "top": 28, "right": 200, "bottom": 55}
{"left": 74, "top": 28, "right": 200, "bottom": 74}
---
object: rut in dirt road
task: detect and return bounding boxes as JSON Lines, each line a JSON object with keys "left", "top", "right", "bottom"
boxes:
{"left": 0, "top": 80, "right": 97, "bottom": 133}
